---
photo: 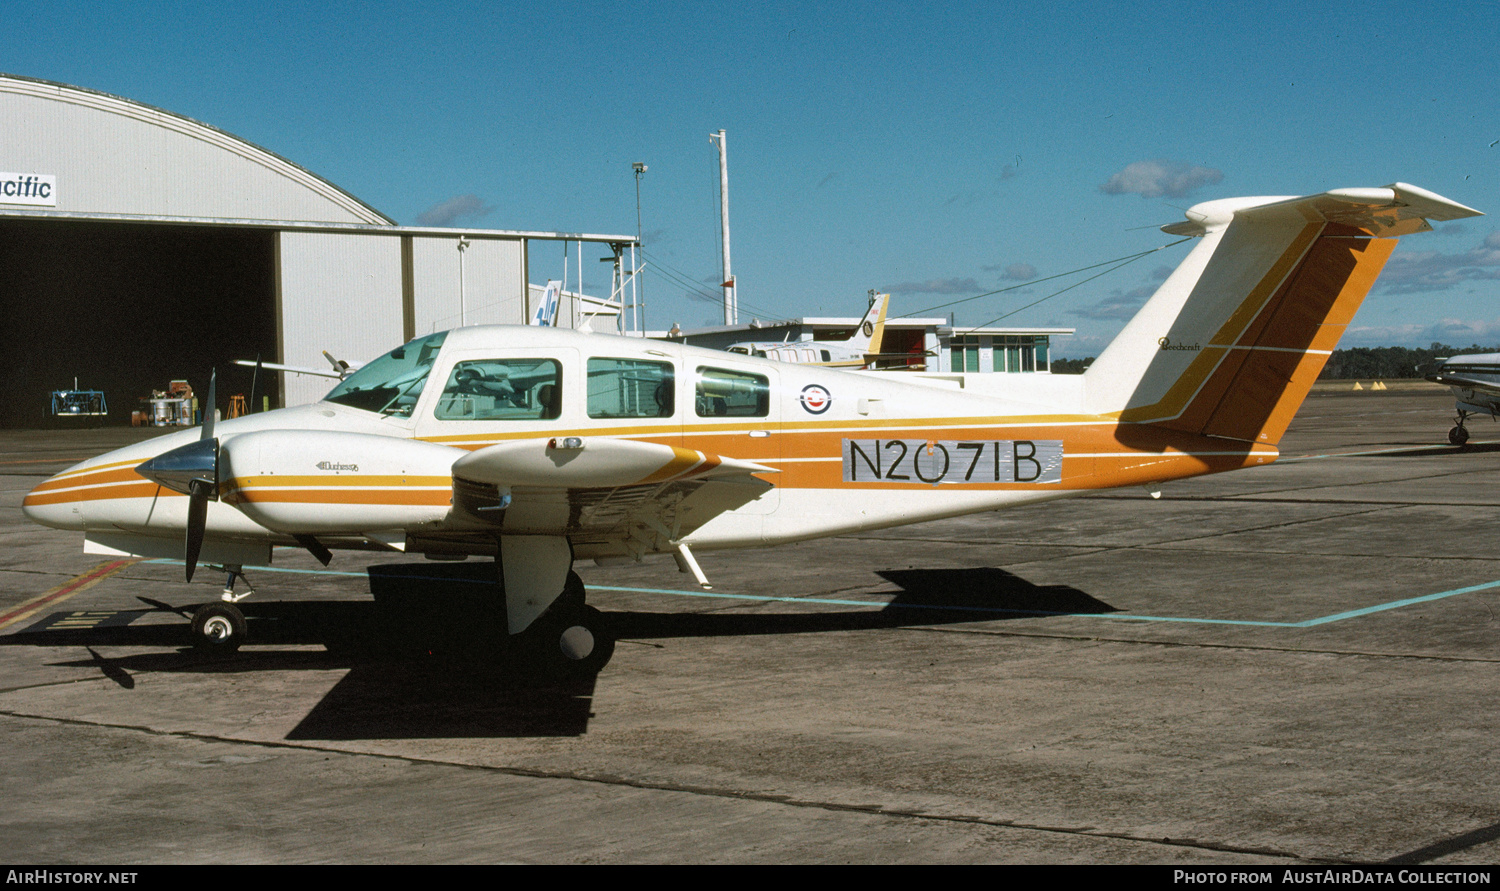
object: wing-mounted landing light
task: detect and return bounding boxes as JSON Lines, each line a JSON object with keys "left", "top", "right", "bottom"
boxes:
{"left": 137, "top": 370, "right": 219, "bottom": 581}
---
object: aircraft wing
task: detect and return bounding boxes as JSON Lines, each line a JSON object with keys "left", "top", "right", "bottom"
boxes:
{"left": 234, "top": 359, "right": 365, "bottom": 380}
{"left": 1426, "top": 368, "right": 1500, "bottom": 397}
{"left": 234, "top": 352, "right": 363, "bottom": 380}
{"left": 448, "top": 437, "right": 776, "bottom": 557}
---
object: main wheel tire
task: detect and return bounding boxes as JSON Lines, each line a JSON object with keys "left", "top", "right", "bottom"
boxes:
{"left": 561, "top": 604, "right": 615, "bottom": 674}
{"left": 191, "top": 603, "right": 246, "bottom": 654}
{"left": 526, "top": 604, "right": 615, "bottom": 679}
{"left": 1450, "top": 425, "right": 1470, "bottom": 446}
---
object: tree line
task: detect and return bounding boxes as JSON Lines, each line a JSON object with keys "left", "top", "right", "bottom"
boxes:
{"left": 1049, "top": 344, "right": 1500, "bottom": 378}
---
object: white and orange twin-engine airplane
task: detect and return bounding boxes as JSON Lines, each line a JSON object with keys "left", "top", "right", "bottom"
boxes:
{"left": 22, "top": 183, "right": 1480, "bottom": 674}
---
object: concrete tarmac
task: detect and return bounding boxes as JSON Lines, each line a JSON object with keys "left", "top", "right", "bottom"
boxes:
{"left": 1, "top": 384, "right": 1497, "bottom": 864}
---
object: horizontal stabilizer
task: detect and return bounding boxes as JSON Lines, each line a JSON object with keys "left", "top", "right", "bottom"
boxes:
{"left": 1161, "top": 183, "right": 1482, "bottom": 238}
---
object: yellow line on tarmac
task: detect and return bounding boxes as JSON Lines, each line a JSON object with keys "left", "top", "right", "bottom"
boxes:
{"left": 0, "top": 559, "right": 142, "bottom": 630}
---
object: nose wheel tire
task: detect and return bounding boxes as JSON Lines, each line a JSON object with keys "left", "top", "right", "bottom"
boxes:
{"left": 1449, "top": 425, "right": 1470, "bottom": 446}
{"left": 191, "top": 603, "right": 246, "bottom": 654}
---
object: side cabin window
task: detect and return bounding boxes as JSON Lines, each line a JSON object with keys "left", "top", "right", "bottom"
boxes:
{"left": 588, "top": 357, "right": 675, "bottom": 418}
{"left": 696, "top": 367, "right": 770, "bottom": 417}
{"left": 434, "top": 359, "right": 562, "bottom": 420}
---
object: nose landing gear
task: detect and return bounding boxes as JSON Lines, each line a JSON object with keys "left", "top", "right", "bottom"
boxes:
{"left": 190, "top": 602, "right": 246, "bottom": 654}
{"left": 1450, "top": 410, "right": 1472, "bottom": 446}
{"left": 189, "top": 565, "right": 254, "bottom": 654}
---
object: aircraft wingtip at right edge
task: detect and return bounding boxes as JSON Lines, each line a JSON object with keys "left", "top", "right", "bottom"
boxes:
{"left": 1383, "top": 182, "right": 1484, "bottom": 221}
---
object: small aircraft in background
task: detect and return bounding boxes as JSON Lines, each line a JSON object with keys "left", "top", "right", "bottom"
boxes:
{"left": 1424, "top": 354, "right": 1500, "bottom": 444}
{"left": 726, "top": 292, "right": 891, "bottom": 367}
{"left": 235, "top": 350, "right": 361, "bottom": 381}
{"left": 24, "top": 183, "right": 1480, "bottom": 676}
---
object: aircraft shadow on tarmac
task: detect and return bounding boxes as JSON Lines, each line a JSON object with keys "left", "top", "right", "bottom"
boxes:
{"left": 607, "top": 566, "right": 1112, "bottom": 639}
{"left": 1, "top": 566, "right": 1110, "bottom": 740}
{"left": 1342, "top": 442, "right": 1500, "bottom": 457}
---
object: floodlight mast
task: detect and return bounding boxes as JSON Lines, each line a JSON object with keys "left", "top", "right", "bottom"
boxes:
{"left": 456, "top": 236, "right": 470, "bottom": 325}
{"left": 633, "top": 162, "right": 647, "bottom": 335}
{"left": 710, "top": 130, "right": 736, "bottom": 325}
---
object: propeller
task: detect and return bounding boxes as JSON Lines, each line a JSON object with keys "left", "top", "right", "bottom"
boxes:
{"left": 323, "top": 350, "right": 352, "bottom": 379}
{"left": 137, "top": 370, "right": 219, "bottom": 581}
{"left": 248, "top": 353, "right": 261, "bottom": 414}
{"left": 184, "top": 477, "right": 211, "bottom": 581}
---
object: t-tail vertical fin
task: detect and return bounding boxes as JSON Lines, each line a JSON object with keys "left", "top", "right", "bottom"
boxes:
{"left": 1083, "top": 183, "right": 1481, "bottom": 447}
{"left": 846, "top": 292, "right": 890, "bottom": 354}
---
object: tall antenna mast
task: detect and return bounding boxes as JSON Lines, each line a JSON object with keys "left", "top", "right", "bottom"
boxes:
{"left": 710, "top": 129, "right": 736, "bottom": 325}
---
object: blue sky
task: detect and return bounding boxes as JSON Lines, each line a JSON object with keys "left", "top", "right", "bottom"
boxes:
{"left": 6, "top": 1, "right": 1498, "bottom": 356}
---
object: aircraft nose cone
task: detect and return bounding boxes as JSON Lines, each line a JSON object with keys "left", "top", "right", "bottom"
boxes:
{"left": 22, "top": 469, "right": 84, "bottom": 530}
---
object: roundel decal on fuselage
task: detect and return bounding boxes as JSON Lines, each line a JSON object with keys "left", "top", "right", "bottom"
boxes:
{"left": 799, "top": 384, "right": 832, "bottom": 414}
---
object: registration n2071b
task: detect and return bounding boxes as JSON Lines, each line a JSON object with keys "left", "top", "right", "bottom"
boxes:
{"left": 842, "top": 439, "right": 1063, "bottom": 485}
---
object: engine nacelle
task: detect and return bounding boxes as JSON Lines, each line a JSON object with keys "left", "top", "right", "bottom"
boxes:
{"left": 218, "top": 430, "right": 462, "bottom": 535}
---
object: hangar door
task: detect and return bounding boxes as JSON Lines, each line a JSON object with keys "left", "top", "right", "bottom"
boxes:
{"left": 0, "top": 218, "right": 277, "bottom": 428}
{"left": 277, "top": 231, "right": 406, "bottom": 408}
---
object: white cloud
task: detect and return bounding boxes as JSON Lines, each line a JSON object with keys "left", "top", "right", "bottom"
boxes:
{"left": 1099, "top": 160, "right": 1223, "bottom": 199}
{"left": 1376, "top": 231, "right": 1500, "bottom": 294}
{"left": 416, "top": 194, "right": 496, "bottom": 227}
{"left": 981, "top": 262, "right": 1038, "bottom": 281}
{"left": 1340, "top": 317, "right": 1500, "bottom": 349}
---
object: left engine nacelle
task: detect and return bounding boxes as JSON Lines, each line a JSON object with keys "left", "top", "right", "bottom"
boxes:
{"left": 218, "top": 430, "right": 462, "bottom": 535}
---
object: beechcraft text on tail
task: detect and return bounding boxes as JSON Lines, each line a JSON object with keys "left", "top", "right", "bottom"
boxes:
{"left": 23, "top": 183, "right": 1481, "bottom": 674}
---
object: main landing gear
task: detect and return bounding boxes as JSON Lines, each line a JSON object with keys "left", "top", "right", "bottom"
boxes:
{"left": 188, "top": 565, "right": 254, "bottom": 654}
{"left": 516, "top": 571, "right": 616, "bottom": 679}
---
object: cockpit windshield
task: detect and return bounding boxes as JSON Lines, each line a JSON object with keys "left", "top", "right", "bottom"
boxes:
{"left": 323, "top": 331, "right": 447, "bottom": 417}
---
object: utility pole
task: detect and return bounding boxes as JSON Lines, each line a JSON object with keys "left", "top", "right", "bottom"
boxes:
{"left": 710, "top": 129, "right": 736, "bottom": 325}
